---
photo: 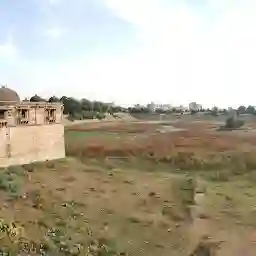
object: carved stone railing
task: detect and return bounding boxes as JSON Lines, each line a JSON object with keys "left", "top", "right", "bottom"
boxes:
{"left": 16, "top": 117, "right": 29, "bottom": 125}
{"left": 45, "top": 116, "right": 56, "bottom": 124}
{"left": 0, "top": 120, "right": 7, "bottom": 128}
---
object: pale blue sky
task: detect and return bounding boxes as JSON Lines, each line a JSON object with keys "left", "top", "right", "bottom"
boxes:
{"left": 0, "top": 0, "right": 256, "bottom": 108}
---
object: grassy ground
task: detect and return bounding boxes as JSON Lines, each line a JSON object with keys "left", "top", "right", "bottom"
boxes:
{"left": 1, "top": 121, "right": 256, "bottom": 255}
{"left": 0, "top": 159, "right": 197, "bottom": 255}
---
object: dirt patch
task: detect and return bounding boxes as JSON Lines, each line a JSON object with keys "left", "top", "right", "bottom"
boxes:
{"left": 0, "top": 159, "right": 194, "bottom": 255}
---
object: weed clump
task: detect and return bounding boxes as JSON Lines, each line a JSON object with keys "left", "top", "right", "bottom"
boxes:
{"left": 172, "top": 175, "right": 196, "bottom": 205}
{"left": 30, "top": 190, "right": 44, "bottom": 209}
{"left": 7, "top": 165, "right": 26, "bottom": 176}
{"left": 22, "top": 163, "right": 36, "bottom": 172}
{"left": 189, "top": 236, "right": 221, "bottom": 256}
{"left": 224, "top": 116, "right": 244, "bottom": 130}
{"left": 162, "top": 175, "right": 196, "bottom": 222}
{"left": 218, "top": 114, "right": 245, "bottom": 131}
{"left": 88, "top": 237, "right": 122, "bottom": 256}
{"left": 0, "top": 171, "right": 22, "bottom": 200}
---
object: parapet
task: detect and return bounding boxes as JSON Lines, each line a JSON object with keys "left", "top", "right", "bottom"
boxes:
{"left": 0, "top": 101, "right": 64, "bottom": 127}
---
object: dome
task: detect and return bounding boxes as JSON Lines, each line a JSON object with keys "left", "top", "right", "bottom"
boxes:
{"left": 0, "top": 86, "right": 20, "bottom": 103}
{"left": 30, "top": 94, "right": 46, "bottom": 102}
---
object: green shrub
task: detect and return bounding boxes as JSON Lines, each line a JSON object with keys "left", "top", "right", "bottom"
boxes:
{"left": 0, "top": 171, "right": 22, "bottom": 200}
{"left": 202, "top": 169, "right": 231, "bottom": 182}
{"left": 173, "top": 175, "right": 195, "bottom": 205}
{"left": 7, "top": 165, "right": 26, "bottom": 176}
{"left": 164, "top": 175, "right": 195, "bottom": 222}
{"left": 95, "top": 112, "right": 106, "bottom": 120}
{"left": 67, "top": 115, "right": 75, "bottom": 121}
{"left": 224, "top": 116, "right": 245, "bottom": 129}
{"left": 68, "top": 112, "right": 83, "bottom": 121}
{"left": 82, "top": 111, "right": 96, "bottom": 119}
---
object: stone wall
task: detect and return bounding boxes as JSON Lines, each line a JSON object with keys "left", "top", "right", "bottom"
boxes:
{"left": 0, "top": 123, "right": 65, "bottom": 167}
{"left": 33, "top": 107, "right": 45, "bottom": 124}
{"left": 0, "top": 126, "right": 8, "bottom": 158}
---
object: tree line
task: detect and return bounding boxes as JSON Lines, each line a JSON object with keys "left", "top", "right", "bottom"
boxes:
{"left": 27, "top": 95, "right": 125, "bottom": 120}
{"left": 26, "top": 94, "right": 256, "bottom": 120}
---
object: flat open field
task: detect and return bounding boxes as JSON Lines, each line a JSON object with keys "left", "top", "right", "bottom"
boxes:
{"left": 1, "top": 120, "right": 256, "bottom": 255}
{"left": 66, "top": 120, "right": 256, "bottom": 163}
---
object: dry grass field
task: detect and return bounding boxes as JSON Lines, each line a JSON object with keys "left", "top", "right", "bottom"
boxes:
{"left": 1, "top": 120, "right": 256, "bottom": 255}
{"left": 66, "top": 121, "right": 256, "bottom": 170}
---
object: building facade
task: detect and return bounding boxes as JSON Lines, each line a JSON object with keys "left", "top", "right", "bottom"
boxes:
{"left": 189, "top": 102, "right": 202, "bottom": 111}
{"left": 147, "top": 102, "right": 172, "bottom": 112}
{"left": 0, "top": 87, "right": 65, "bottom": 167}
{"left": 172, "top": 105, "right": 189, "bottom": 112}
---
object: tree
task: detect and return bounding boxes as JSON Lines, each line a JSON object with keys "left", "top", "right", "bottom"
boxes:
{"left": 91, "top": 101, "right": 102, "bottom": 112}
{"left": 60, "top": 96, "right": 82, "bottom": 116}
{"left": 48, "top": 96, "right": 60, "bottom": 102}
{"left": 238, "top": 105, "right": 246, "bottom": 114}
{"left": 246, "top": 105, "right": 255, "bottom": 114}
{"left": 211, "top": 106, "right": 218, "bottom": 116}
{"left": 155, "top": 108, "right": 165, "bottom": 114}
{"left": 29, "top": 94, "right": 125, "bottom": 120}
{"left": 111, "top": 106, "right": 122, "bottom": 113}
{"left": 81, "top": 98, "right": 92, "bottom": 111}
{"left": 224, "top": 116, "right": 245, "bottom": 129}
{"left": 222, "top": 109, "right": 227, "bottom": 113}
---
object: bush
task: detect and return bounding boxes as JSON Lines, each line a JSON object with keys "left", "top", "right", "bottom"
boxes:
{"left": 95, "top": 112, "right": 106, "bottom": 120}
{"left": 162, "top": 175, "right": 195, "bottom": 222}
{"left": 82, "top": 111, "right": 96, "bottom": 119}
{"left": 67, "top": 112, "right": 83, "bottom": 121}
{"left": 172, "top": 175, "right": 195, "bottom": 205}
{"left": 67, "top": 115, "right": 75, "bottom": 121}
{"left": 224, "top": 116, "right": 245, "bottom": 129}
{"left": 210, "top": 110, "right": 218, "bottom": 117}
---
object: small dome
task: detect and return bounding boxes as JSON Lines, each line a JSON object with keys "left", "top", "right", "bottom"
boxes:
{"left": 30, "top": 94, "right": 46, "bottom": 102}
{"left": 0, "top": 86, "right": 20, "bottom": 103}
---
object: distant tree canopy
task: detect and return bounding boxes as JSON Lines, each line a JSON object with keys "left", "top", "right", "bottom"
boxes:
{"left": 238, "top": 105, "right": 246, "bottom": 114}
{"left": 48, "top": 96, "right": 60, "bottom": 103}
{"left": 246, "top": 105, "right": 255, "bottom": 114}
{"left": 58, "top": 96, "right": 124, "bottom": 120}
{"left": 26, "top": 94, "right": 256, "bottom": 120}
{"left": 60, "top": 97, "right": 82, "bottom": 116}
{"left": 237, "top": 105, "right": 256, "bottom": 115}
{"left": 26, "top": 94, "right": 123, "bottom": 120}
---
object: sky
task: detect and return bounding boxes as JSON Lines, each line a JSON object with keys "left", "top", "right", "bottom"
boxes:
{"left": 0, "top": 0, "right": 256, "bottom": 108}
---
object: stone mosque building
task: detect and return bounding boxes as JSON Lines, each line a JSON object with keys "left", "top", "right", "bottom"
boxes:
{"left": 0, "top": 86, "right": 65, "bottom": 167}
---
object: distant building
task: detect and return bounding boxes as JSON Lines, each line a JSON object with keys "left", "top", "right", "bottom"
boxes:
{"left": 147, "top": 102, "right": 172, "bottom": 112}
{"left": 173, "top": 105, "right": 189, "bottom": 112}
{"left": 146, "top": 102, "right": 156, "bottom": 112}
{"left": 157, "top": 104, "right": 172, "bottom": 111}
{"left": 134, "top": 104, "right": 145, "bottom": 109}
{"left": 189, "top": 102, "right": 202, "bottom": 111}
{"left": 105, "top": 102, "right": 114, "bottom": 107}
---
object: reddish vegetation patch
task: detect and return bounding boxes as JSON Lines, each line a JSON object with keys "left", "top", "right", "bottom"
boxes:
{"left": 67, "top": 121, "right": 158, "bottom": 133}
{"left": 171, "top": 121, "right": 219, "bottom": 130}
{"left": 66, "top": 121, "right": 256, "bottom": 159}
